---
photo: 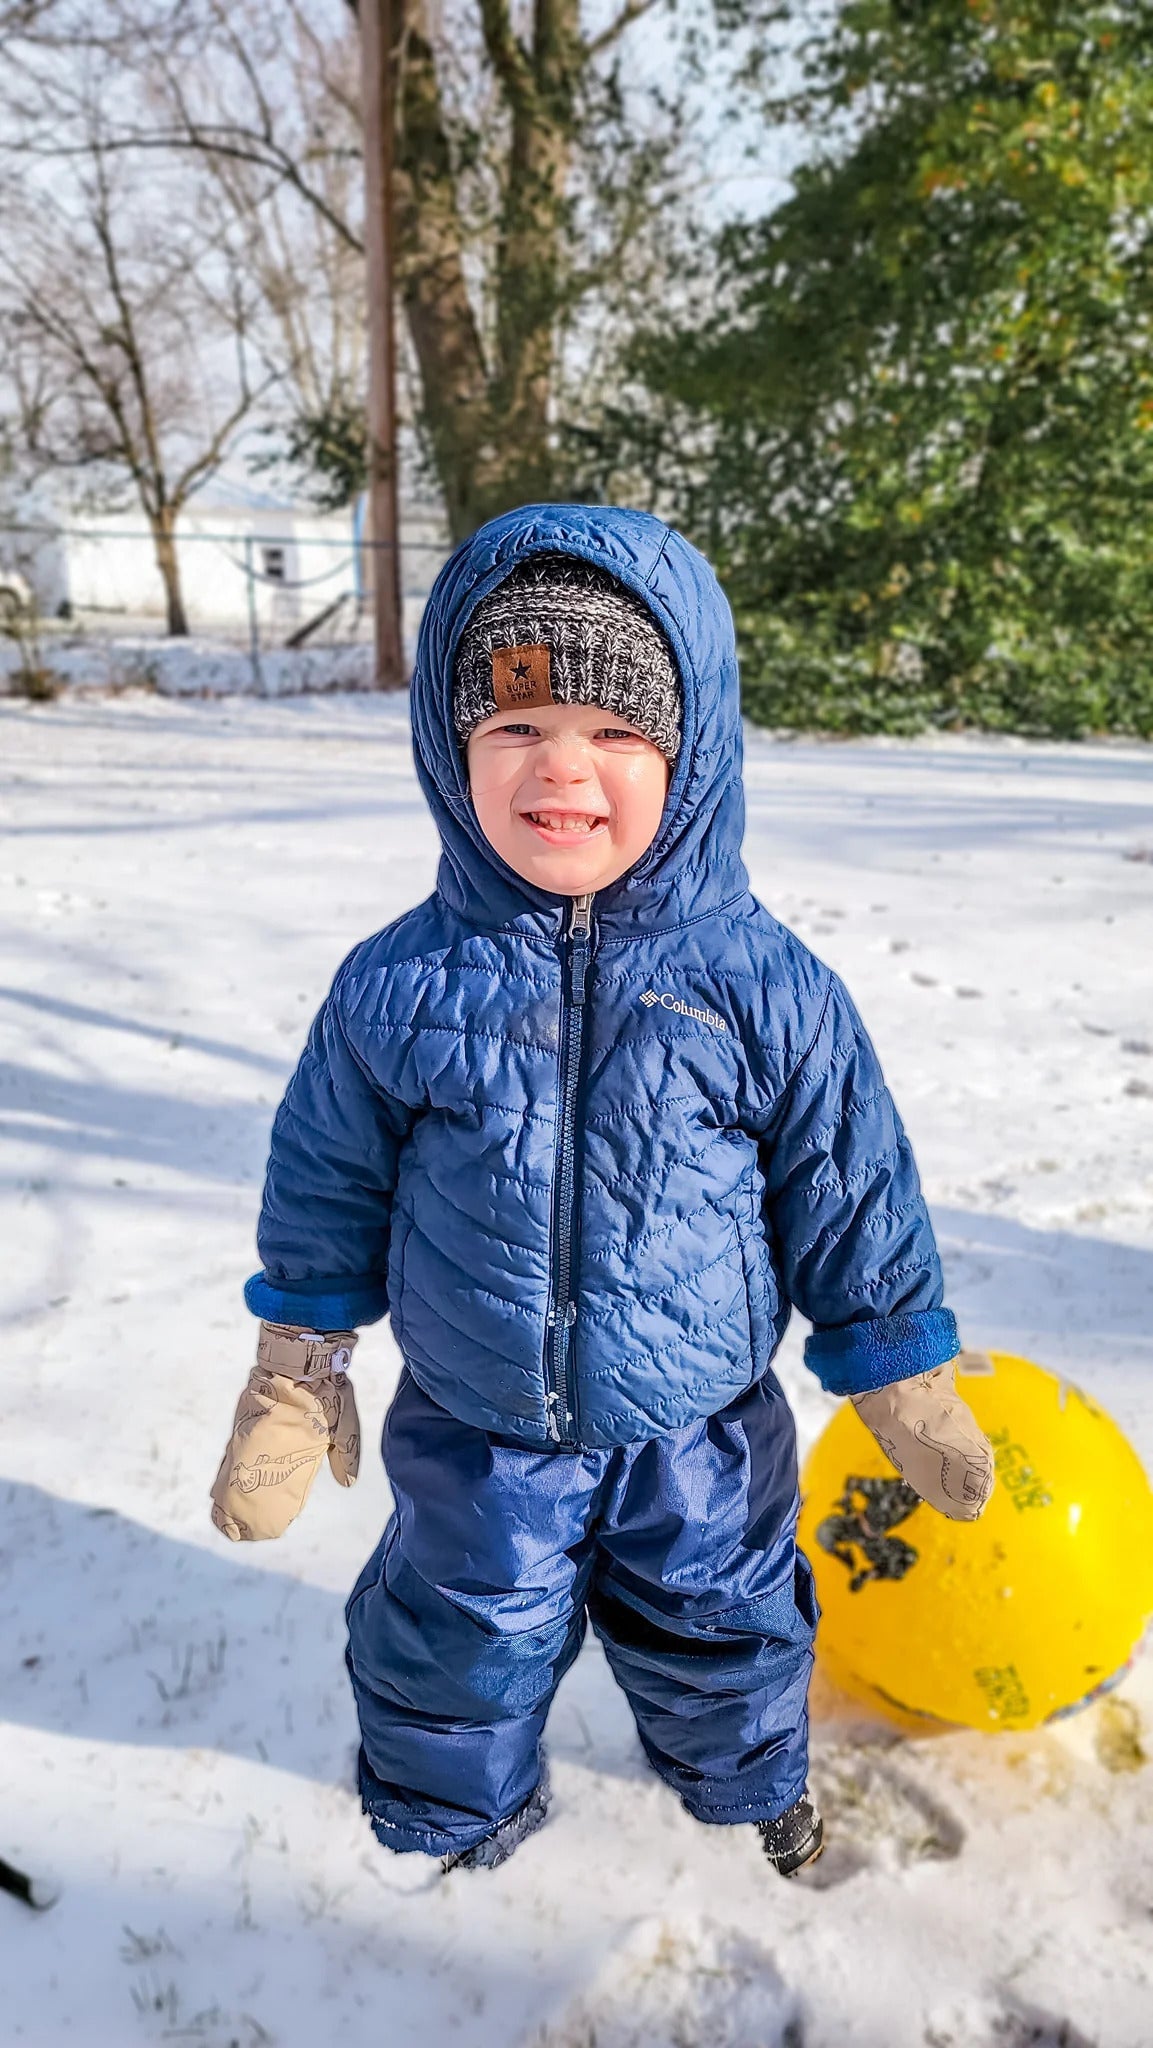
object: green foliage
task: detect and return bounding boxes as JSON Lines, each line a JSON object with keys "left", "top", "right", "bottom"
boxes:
{"left": 633, "top": 0, "right": 1153, "bottom": 736}
{"left": 253, "top": 395, "right": 368, "bottom": 514}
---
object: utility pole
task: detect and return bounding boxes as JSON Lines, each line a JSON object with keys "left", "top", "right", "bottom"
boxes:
{"left": 359, "top": 0, "right": 406, "bottom": 688}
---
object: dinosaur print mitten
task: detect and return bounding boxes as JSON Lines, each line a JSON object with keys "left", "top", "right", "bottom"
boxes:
{"left": 210, "top": 1322, "right": 361, "bottom": 1542}
{"left": 851, "top": 1359, "right": 994, "bottom": 1521}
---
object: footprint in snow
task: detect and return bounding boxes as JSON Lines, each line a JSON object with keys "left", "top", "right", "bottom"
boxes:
{"left": 1093, "top": 1695, "right": 1147, "bottom": 1774}
{"left": 797, "top": 1743, "right": 964, "bottom": 1891}
{"left": 925, "top": 1992, "right": 1096, "bottom": 2048}
{"left": 531, "top": 1916, "right": 802, "bottom": 2048}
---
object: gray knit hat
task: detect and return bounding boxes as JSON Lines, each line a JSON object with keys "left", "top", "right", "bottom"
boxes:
{"left": 453, "top": 554, "right": 682, "bottom": 764}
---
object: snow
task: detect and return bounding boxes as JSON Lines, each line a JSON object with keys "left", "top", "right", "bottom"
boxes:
{"left": 1, "top": 692, "right": 1151, "bottom": 2048}
{"left": 0, "top": 635, "right": 376, "bottom": 698}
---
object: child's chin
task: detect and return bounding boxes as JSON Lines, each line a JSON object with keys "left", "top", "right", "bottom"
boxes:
{"left": 519, "top": 847, "right": 618, "bottom": 892}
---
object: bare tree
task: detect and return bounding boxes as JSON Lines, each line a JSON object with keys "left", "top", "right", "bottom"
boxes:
{"left": 295, "top": 0, "right": 684, "bottom": 534}
{"left": 135, "top": 6, "right": 368, "bottom": 440}
{"left": 0, "top": 0, "right": 61, "bottom": 36}
{"left": 25, "top": 0, "right": 693, "bottom": 540}
{"left": 0, "top": 63, "right": 275, "bottom": 632}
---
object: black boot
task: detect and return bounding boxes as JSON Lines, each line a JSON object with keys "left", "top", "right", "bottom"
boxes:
{"left": 441, "top": 1771, "right": 551, "bottom": 1874}
{"left": 757, "top": 1792, "right": 824, "bottom": 1878}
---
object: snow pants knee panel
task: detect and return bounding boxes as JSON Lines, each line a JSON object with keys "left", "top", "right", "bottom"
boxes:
{"left": 346, "top": 1369, "right": 817, "bottom": 1857}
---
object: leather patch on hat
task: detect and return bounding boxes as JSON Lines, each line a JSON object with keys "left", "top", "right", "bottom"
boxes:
{"left": 492, "top": 644, "right": 553, "bottom": 710}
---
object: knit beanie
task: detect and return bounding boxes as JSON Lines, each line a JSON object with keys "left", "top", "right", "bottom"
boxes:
{"left": 452, "top": 554, "right": 682, "bottom": 765}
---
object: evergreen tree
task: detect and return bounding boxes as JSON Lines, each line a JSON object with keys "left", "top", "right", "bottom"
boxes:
{"left": 632, "top": 0, "right": 1153, "bottom": 736}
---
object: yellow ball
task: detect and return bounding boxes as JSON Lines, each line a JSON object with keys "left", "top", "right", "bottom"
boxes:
{"left": 798, "top": 1351, "right": 1153, "bottom": 1732}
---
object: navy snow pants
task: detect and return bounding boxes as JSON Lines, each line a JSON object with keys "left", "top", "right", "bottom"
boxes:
{"left": 346, "top": 1367, "right": 819, "bottom": 1858}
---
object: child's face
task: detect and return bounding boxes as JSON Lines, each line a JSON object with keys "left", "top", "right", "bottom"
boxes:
{"left": 467, "top": 702, "right": 671, "bottom": 896}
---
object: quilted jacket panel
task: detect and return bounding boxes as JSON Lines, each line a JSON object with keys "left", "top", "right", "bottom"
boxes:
{"left": 246, "top": 503, "right": 957, "bottom": 1446}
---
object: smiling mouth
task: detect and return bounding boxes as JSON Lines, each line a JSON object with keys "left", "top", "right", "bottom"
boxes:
{"left": 522, "top": 810, "right": 608, "bottom": 835}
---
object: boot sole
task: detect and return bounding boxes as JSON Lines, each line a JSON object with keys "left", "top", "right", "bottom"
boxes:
{"left": 772, "top": 1816, "right": 825, "bottom": 1879}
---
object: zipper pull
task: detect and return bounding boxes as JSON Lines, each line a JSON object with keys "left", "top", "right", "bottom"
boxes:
{"left": 569, "top": 892, "right": 593, "bottom": 1005}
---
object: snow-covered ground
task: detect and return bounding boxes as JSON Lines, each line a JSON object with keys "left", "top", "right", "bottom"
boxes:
{"left": 2, "top": 692, "right": 1151, "bottom": 2048}
{"left": 0, "top": 635, "right": 376, "bottom": 698}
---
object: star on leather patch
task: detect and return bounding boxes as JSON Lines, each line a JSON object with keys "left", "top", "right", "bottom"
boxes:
{"left": 492, "top": 643, "right": 553, "bottom": 710}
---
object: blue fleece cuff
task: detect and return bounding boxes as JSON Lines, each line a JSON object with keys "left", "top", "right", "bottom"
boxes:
{"left": 804, "top": 1307, "right": 959, "bottom": 1397}
{"left": 244, "top": 1271, "right": 389, "bottom": 1330}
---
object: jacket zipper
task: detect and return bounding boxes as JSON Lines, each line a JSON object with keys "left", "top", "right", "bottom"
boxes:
{"left": 545, "top": 890, "right": 594, "bottom": 1443}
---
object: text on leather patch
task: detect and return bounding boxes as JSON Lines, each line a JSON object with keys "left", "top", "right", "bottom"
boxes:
{"left": 492, "top": 644, "right": 553, "bottom": 710}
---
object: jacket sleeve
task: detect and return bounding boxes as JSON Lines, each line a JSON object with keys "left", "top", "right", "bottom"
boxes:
{"left": 244, "top": 968, "right": 415, "bottom": 1331}
{"left": 759, "top": 971, "right": 958, "bottom": 1397}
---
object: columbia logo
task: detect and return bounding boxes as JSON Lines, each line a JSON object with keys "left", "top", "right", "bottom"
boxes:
{"left": 640, "top": 989, "right": 728, "bottom": 1033}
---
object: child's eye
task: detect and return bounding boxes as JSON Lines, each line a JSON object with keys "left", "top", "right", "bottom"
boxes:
{"left": 494, "top": 722, "right": 536, "bottom": 736}
{"left": 600, "top": 726, "right": 644, "bottom": 741}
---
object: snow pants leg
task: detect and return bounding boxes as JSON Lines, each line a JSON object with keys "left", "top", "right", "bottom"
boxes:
{"left": 346, "top": 1368, "right": 818, "bottom": 1858}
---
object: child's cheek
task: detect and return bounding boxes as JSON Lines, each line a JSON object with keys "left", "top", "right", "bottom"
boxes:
{"left": 614, "top": 753, "right": 670, "bottom": 849}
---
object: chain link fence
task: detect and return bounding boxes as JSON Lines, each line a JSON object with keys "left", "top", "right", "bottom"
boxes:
{"left": 0, "top": 511, "right": 450, "bottom": 697}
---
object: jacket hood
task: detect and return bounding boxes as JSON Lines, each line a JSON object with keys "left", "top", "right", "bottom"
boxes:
{"left": 409, "top": 503, "right": 748, "bottom": 939}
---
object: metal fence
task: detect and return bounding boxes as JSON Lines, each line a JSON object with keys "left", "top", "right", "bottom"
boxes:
{"left": 0, "top": 515, "right": 451, "bottom": 692}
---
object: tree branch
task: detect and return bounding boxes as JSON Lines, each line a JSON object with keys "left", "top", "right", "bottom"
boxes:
{"left": 478, "top": 0, "right": 535, "bottom": 112}
{"left": 10, "top": 124, "right": 365, "bottom": 253}
{"left": 171, "top": 366, "right": 278, "bottom": 508}
{"left": 585, "top": 0, "right": 661, "bottom": 62}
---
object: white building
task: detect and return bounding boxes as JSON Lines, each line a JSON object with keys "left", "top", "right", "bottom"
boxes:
{"left": 0, "top": 478, "right": 449, "bottom": 651}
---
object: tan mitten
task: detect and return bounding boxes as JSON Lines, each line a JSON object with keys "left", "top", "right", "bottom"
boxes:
{"left": 210, "top": 1322, "right": 361, "bottom": 1542}
{"left": 851, "top": 1358, "right": 994, "bottom": 1521}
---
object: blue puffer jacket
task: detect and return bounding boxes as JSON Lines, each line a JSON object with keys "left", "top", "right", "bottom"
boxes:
{"left": 246, "top": 503, "right": 958, "bottom": 1448}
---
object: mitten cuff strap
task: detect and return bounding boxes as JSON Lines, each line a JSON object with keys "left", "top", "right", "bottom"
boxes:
{"left": 256, "top": 1321, "right": 358, "bottom": 1381}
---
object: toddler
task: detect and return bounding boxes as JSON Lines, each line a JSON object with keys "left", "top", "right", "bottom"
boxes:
{"left": 212, "top": 504, "right": 993, "bottom": 1877}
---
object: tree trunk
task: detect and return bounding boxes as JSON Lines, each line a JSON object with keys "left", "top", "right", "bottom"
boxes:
{"left": 394, "top": 0, "right": 506, "bottom": 540}
{"left": 390, "top": 0, "right": 580, "bottom": 538}
{"left": 489, "top": 0, "right": 580, "bottom": 506}
{"left": 361, "top": 0, "right": 406, "bottom": 685}
{"left": 151, "top": 510, "right": 189, "bottom": 636}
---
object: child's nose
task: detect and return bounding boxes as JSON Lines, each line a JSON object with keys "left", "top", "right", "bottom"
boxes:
{"left": 536, "top": 735, "right": 594, "bottom": 781}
